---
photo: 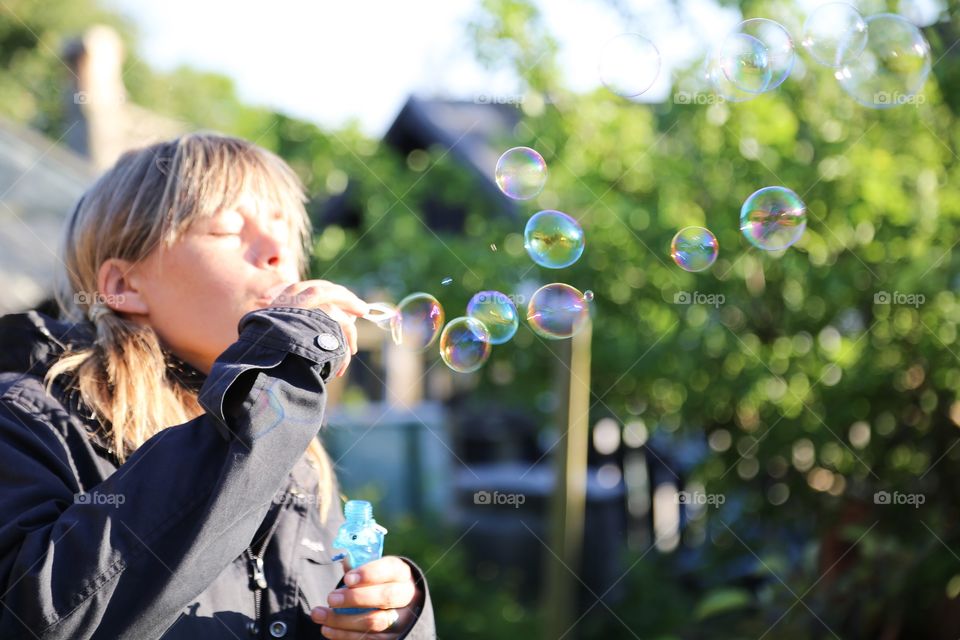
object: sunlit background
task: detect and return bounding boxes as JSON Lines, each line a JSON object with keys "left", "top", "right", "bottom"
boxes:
{"left": 1, "top": 0, "right": 959, "bottom": 638}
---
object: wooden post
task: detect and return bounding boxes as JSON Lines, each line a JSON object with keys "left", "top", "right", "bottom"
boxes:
{"left": 542, "top": 317, "right": 592, "bottom": 640}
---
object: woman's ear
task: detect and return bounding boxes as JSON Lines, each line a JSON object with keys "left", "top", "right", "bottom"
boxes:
{"left": 96, "top": 258, "right": 151, "bottom": 315}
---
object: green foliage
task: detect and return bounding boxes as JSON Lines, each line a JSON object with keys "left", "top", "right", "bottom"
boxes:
{"left": 6, "top": 0, "right": 960, "bottom": 635}
{"left": 386, "top": 516, "right": 542, "bottom": 639}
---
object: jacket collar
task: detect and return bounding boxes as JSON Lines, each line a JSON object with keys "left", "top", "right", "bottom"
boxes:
{"left": 0, "top": 310, "right": 206, "bottom": 388}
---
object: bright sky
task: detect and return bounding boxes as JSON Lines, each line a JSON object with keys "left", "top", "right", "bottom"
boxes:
{"left": 102, "top": 0, "right": 943, "bottom": 135}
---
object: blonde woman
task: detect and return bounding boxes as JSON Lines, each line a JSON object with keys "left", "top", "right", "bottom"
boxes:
{"left": 0, "top": 133, "right": 434, "bottom": 639}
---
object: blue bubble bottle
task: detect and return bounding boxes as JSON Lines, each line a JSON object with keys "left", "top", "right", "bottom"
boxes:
{"left": 331, "top": 500, "right": 388, "bottom": 614}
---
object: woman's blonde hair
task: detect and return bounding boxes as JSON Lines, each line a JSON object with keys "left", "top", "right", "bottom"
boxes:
{"left": 45, "top": 132, "right": 335, "bottom": 522}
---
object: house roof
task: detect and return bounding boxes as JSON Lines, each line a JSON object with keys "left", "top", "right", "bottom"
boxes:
{"left": 0, "top": 117, "right": 96, "bottom": 314}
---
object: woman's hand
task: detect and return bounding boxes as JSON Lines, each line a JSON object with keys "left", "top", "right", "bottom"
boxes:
{"left": 268, "top": 280, "right": 369, "bottom": 377}
{"left": 309, "top": 556, "right": 424, "bottom": 639}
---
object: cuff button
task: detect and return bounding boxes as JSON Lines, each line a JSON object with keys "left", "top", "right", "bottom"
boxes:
{"left": 315, "top": 333, "right": 340, "bottom": 351}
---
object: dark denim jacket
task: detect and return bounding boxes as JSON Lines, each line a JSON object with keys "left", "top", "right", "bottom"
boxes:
{"left": 0, "top": 307, "right": 436, "bottom": 639}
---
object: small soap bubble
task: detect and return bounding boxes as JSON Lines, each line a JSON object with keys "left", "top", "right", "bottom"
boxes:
{"left": 718, "top": 32, "right": 772, "bottom": 94}
{"left": 526, "top": 283, "right": 590, "bottom": 340}
{"left": 467, "top": 291, "right": 519, "bottom": 345}
{"left": 727, "top": 18, "right": 796, "bottom": 91}
{"left": 598, "top": 33, "right": 661, "bottom": 98}
{"left": 584, "top": 290, "right": 595, "bottom": 302}
{"left": 524, "top": 210, "right": 585, "bottom": 269}
{"left": 441, "top": 277, "right": 453, "bottom": 286}
{"left": 495, "top": 147, "right": 547, "bottom": 200}
{"left": 671, "top": 226, "right": 719, "bottom": 272}
{"left": 740, "top": 186, "right": 807, "bottom": 251}
{"left": 391, "top": 293, "right": 445, "bottom": 350}
{"left": 834, "top": 13, "right": 930, "bottom": 109}
{"left": 440, "top": 317, "right": 492, "bottom": 373}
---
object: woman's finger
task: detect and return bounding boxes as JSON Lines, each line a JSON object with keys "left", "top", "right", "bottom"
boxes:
{"left": 343, "top": 556, "right": 412, "bottom": 587}
{"left": 310, "top": 606, "right": 401, "bottom": 633}
{"left": 327, "top": 582, "right": 417, "bottom": 610}
{"left": 270, "top": 281, "right": 369, "bottom": 317}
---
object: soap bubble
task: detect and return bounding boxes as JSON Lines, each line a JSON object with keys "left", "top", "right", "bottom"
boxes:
{"left": 584, "top": 290, "right": 595, "bottom": 302}
{"left": 467, "top": 291, "right": 519, "bottom": 345}
{"left": 495, "top": 147, "right": 547, "bottom": 200}
{"left": 671, "top": 226, "right": 719, "bottom": 272}
{"left": 740, "top": 186, "right": 807, "bottom": 251}
{"left": 728, "top": 18, "right": 795, "bottom": 91}
{"left": 801, "top": 3, "right": 868, "bottom": 68}
{"left": 441, "top": 277, "right": 453, "bottom": 286}
{"left": 440, "top": 317, "right": 491, "bottom": 373}
{"left": 718, "top": 32, "right": 772, "bottom": 93}
{"left": 598, "top": 33, "right": 661, "bottom": 98}
{"left": 391, "top": 293, "right": 444, "bottom": 350}
{"left": 524, "top": 210, "right": 585, "bottom": 269}
{"left": 705, "top": 52, "right": 760, "bottom": 103}
{"left": 834, "top": 13, "right": 931, "bottom": 109}
{"left": 526, "top": 283, "right": 590, "bottom": 340}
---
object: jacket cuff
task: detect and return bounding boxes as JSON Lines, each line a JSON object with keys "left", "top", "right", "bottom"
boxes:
{"left": 394, "top": 556, "right": 436, "bottom": 640}
{"left": 197, "top": 307, "right": 347, "bottom": 430}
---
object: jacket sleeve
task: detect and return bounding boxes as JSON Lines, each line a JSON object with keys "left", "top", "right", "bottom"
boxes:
{"left": 396, "top": 558, "right": 436, "bottom": 640}
{"left": 0, "top": 307, "right": 347, "bottom": 640}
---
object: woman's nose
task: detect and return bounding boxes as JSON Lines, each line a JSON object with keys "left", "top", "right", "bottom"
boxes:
{"left": 252, "top": 231, "right": 290, "bottom": 271}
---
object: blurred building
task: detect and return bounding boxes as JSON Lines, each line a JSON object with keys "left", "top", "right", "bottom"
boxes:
{"left": 0, "top": 119, "right": 94, "bottom": 314}
{"left": 0, "top": 25, "right": 185, "bottom": 315}
{"left": 316, "top": 95, "right": 524, "bottom": 233}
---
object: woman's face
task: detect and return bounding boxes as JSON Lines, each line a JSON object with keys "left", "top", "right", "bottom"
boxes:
{"left": 118, "top": 194, "right": 302, "bottom": 373}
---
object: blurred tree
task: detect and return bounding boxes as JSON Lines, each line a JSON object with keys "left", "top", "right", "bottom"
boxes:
{"left": 6, "top": 0, "right": 960, "bottom": 636}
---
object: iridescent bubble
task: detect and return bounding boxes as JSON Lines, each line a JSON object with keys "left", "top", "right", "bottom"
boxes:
{"left": 584, "top": 290, "right": 595, "bottom": 302}
{"left": 728, "top": 18, "right": 796, "bottom": 91}
{"left": 705, "top": 51, "right": 760, "bottom": 103}
{"left": 495, "top": 147, "right": 547, "bottom": 200}
{"left": 719, "top": 32, "right": 772, "bottom": 94}
{"left": 834, "top": 13, "right": 931, "bottom": 109}
{"left": 524, "top": 210, "right": 585, "bottom": 269}
{"left": 526, "top": 283, "right": 590, "bottom": 340}
{"left": 391, "top": 293, "right": 444, "bottom": 350}
{"left": 740, "top": 186, "right": 807, "bottom": 251}
{"left": 671, "top": 226, "right": 719, "bottom": 272}
{"left": 801, "top": 3, "right": 868, "bottom": 68}
{"left": 467, "top": 291, "right": 519, "bottom": 345}
{"left": 598, "top": 33, "right": 661, "bottom": 98}
{"left": 439, "top": 317, "right": 491, "bottom": 373}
